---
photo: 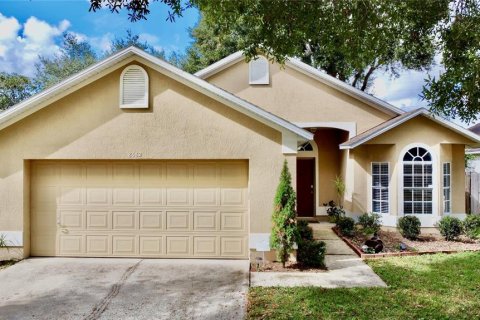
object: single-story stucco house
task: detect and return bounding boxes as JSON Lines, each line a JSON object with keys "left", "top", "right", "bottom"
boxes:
{"left": 1, "top": 47, "right": 479, "bottom": 260}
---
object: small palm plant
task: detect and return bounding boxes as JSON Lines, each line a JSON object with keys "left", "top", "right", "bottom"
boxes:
{"left": 334, "top": 175, "right": 346, "bottom": 207}
{"left": 0, "top": 233, "right": 9, "bottom": 251}
{"left": 270, "top": 160, "right": 299, "bottom": 267}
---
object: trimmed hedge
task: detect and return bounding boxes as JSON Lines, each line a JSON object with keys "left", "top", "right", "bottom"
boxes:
{"left": 437, "top": 216, "right": 463, "bottom": 241}
{"left": 464, "top": 215, "right": 480, "bottom": 240}
{"left": 337, "top": 216, "right": 355, "bottom": 236}
{"left": 296, "top": 221, "right": 326, "bottom": 267}
{"left": 398, "top": 216, "right": 421, "bottom": 240}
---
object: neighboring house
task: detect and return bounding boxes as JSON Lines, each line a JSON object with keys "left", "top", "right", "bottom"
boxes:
{"left": 466, "top": 124, "right": 480, "bottom": 173}
{"left": 0, "top": 47, "right": 479, "bottom": 261}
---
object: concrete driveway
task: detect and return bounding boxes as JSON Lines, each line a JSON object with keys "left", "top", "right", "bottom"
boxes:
{"left": 0, "top": 258, "right": 249, "bottom": 320}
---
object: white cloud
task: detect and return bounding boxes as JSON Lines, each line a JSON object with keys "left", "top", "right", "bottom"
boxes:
{"left": 0, "top": 14, "right": 70, "bottom": 76}
{"left": 371, "top": 55, "right": 444, "bottom": 111}
{"left": 88, "top": 33, "right": 114, "bottom": 52}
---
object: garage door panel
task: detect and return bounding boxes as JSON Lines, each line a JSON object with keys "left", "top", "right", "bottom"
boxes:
{"left": 166, "top": 211, "right": 190, "bottom": 230}
{"left": 59, "top": 235, "right": 84, "bottom": 255}
{"left": 221, "top": 237, "right": 246, "bottom": 256}
{"left": 193, "top": 211, "right": 217, "bottom": 230}
{"left": 221, "top": 189, "right": 245, "bottom": 206}
{"left": 112, "top": 236, "right": 137, "bottom": 255}
{"left": 112, "top": 211, "right": 137, "bottom": 230}
{"left": 59, "top": 164, "right": 83, "bottom": 185}
{"left": 193, "top": 236, "right": 217, "bottom": 256}
{"left": 86, "top": 211, "right": 111, "bottom": 230}
{"left": 86, "top": 164, "right": 111, "bottom": 185}
{"left": 59, "top": 210, "right": 84, "bottom": 229}
{"left": 139, "top": 236, "right": 163, "bottom": 255}
{"left": 86, "top": 235, "right": 111, "bottom": 255}
{"left": 166, "top": 236, "right": 190, "bottom": 255}
{"left": 112, "top": 164, "right": 137, "bottom": 185}
{"left": 31, "top": 160, "right": 248, "bottom": 258}
{"left": 166, "top": 189, "right": 192, "bottom": 206}
{"left": 139, "top": 211, "right": 163, "bottom": 230}
{"left": 86, "top": 188, "right": 111, "bottom": 205}
{"left": 139, "top": 164, "right": 164, "bottom": 185}
{"left": 112, "top": 188, "right": 138, "bottom": 205}
{"left": 194, "top": 189, "right": 218, "bottom": 206}
{"left": 59, "top": 186, "right": 84, "bottom": 205}
{"left": 221, "top": 212, "right": 245, "bottom": 231}
{"left": 166, "top": 164, "right": 190, "bottom": 186}
{"left": 139, "top": 188, "right": 164, "bottom": 205}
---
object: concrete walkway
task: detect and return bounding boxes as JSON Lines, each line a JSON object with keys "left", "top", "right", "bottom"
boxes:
{"left": 250, "top": 223, "right": 387, "bottom": 288}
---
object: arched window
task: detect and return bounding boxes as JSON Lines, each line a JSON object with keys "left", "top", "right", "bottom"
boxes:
{"left": 297, "top": 141, "right": 313, "bottom": 151}
{"left": 249, "top": 56, "right": 269, "bottom": 85}
{"left": 120, "top": 65, "right": 149, "bottom": 109}
{"left": 402, "top": 147, "right": 433, "bottom": 214}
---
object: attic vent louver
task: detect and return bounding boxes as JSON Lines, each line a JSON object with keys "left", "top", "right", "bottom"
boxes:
{"left": 120, "top": 65, "right": 149, "bottom": 109}
{"left": 249, "top": 56, "right": 269, "bottom": 85}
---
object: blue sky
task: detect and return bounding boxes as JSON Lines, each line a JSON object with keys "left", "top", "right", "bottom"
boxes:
{"left": 0, "top": 1, "right": 458, "bottom": 124}
{"left": 0, "top": 0, "right": 199, "bottom": 74}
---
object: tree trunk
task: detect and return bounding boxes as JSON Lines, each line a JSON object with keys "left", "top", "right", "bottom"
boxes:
{"left": 360, "top": 65, "right": 377, "bottom": 91}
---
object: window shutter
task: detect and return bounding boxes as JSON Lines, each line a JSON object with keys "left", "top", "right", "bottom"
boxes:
{"left": 249, "top": 57, "right": 269, "bottom": 85}
{"left": 120, "top": 65, "right": 149, "bottom": 108}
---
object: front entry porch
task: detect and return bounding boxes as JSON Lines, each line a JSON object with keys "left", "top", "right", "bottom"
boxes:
{"left": 296, "top": 127, "right": 350, "bottom": 218}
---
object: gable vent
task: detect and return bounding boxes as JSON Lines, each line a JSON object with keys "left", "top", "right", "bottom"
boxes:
{"left": 249, "top": 56, "right": 269, "bottom": 85}
{"left": 120, "top": 65, "right": 149, "bottom": 108}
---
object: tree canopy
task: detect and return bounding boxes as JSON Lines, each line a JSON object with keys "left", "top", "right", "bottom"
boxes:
{"left": 34, "top": 33, "right": 98, "bottom": 91}
{"left": 88, "top": 0, "right": 480, "bottom": 122}
{"left": 0, "top": 72, "right": 35, "bottom": 111}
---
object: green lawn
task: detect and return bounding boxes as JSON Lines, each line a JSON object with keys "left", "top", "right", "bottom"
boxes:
{"left": 248, "top": 252, "right": 480, "bottom": 320}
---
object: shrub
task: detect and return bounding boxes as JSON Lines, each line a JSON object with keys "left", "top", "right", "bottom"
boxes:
{"left": 463, "top": 215, "right": 480, "bottom": 240}
{"left": 358, "top": 212, "right": 382, "bottom": 235}
{"left": 270, "top": 160, "right": 299, "bottom": 267}
{"left": 337, "top": 216, "right": 355, "bottom": 237}
{"left": 323, "top": 200, "right": 345, "bottom": 223}
{"left": 437, "top": 216, "right": 463, "bottom": 241}
{"left": 297, "top": 220, "right": 313, "bottom": 241}
{"left": 297, "top": 239, "right": 326, "bottom": 268}
{"left": 397, "top": 216, "right": 421, "bottom": 240}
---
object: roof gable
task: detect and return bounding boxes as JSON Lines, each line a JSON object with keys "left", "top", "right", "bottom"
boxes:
{"left": 0, "top": 47, "right": 312, "bottom": 141}
{"left": 195, "top": 51, "right": 403, "bottom": 117}
{"left": 340, "top": 108, "right": 480, "bottom": 149}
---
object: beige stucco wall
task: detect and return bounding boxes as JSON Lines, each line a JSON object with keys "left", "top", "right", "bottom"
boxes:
{"left": 206, "top": 60, "right": 393, "bottom": 133}
{"left": 0, "top": 59, "right": 291, "bottom": 257}
{"left": 349, "top": 116, "right": 470, "bottom": 226}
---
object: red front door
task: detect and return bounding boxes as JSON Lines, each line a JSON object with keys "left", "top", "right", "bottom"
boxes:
{"left": 297, "top": 158, "right": 315, "bottom": 217}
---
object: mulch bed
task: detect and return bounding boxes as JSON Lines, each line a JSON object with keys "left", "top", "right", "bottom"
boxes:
{"left": 250, "top": 261, "right": 327, "bottom": 273}
{"left": 0, "top": 259, "right": 18, "bottom": 270}
{"left": 334, "top": 227, "right": 480, "bottom": 259}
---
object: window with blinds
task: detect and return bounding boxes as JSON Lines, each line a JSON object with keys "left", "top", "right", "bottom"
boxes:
{"left": 372, "top": 162, "right": 389, "bottom": 214}
{"left": 443, "top": 163, "right": 451, "bottom": 213}
{"left": 403, "top": 147, "right": 433, "bottom": 214}
{"left": 120, "top": 65, "right": 149, "bottom": 109}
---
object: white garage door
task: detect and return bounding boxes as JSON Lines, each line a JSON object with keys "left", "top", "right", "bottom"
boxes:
{"left": 30, "top": 160, "right": 249, "bottom": 259}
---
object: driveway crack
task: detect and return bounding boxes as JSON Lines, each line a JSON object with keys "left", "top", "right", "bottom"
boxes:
{"left": 84, "top": 259, "right": 142, "bottom": 320}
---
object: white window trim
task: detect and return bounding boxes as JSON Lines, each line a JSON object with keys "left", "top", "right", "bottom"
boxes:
{"left": 443, "top": 162, "right": 451, "bottom": 214}
{"left": 398, "top": 143, "right": 438, "bottom": 218}
{"left": 119, "top": 64, "right": 149, "bottom": 109}
{"left": 249, "top": 56, "right": 270, "bottom": 85}
{"left": 371, "top": 162, "right": 390, "bottom": 215}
